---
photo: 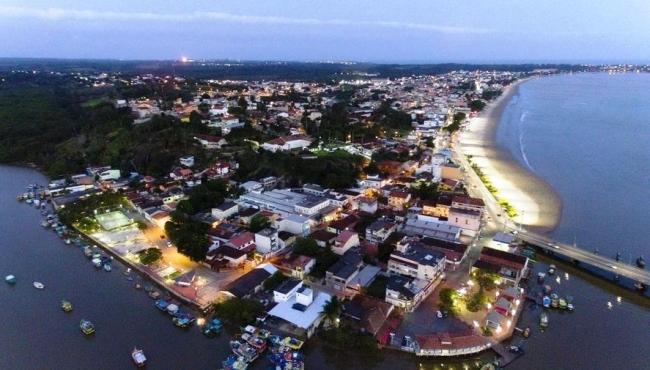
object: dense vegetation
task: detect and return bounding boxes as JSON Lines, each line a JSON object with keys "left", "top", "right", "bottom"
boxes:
{"left": 165, "top": 212, "right": 210, "bottom": 262}
{"left": 234, "top": 150, "right": 365, "bottom": 190}
{"left": 211, "top": 297, "right": 265, "bottom": 326}
{"left": 0, "top": 74, "right": 213, "bottom": 177}
{"left": 138, "top": 248, "right": 163, "bottom": 265}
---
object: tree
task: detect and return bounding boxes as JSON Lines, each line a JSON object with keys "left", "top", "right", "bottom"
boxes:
{"left": 411, "top": 180, "right": 439, "bottom": 201}
{"left": 139, "top": 248, "right": 163, "bottom": 265}
{"left": 321, "top": 296, "right": 342, "bottom": 327}
{"left": 292, "top": 237, "right": 320, "bottom": 257}
{"left": 249, "top": 214, "right": 270, "bottom": 232}
{"left": 263, "top": 271, "right": 288, "bottom": 290}
{"left": 466, "top": 287, "right": 485, "bottom": 312}
{"left": 165, "top": 215, "right": 210, "bottom": 262}
{"left": 212, "top": 298, "right": 264, "bottom": 326}
{"left": 439, "top": 288, "right": 459, "bottom": 314}
{"left": 469, "top": 100, "right": 487, "bottom": 112}
{"left": 237, "top": 95, "right": 249, "bottom": 111}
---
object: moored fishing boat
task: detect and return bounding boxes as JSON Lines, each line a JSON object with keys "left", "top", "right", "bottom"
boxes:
{"left": 154, "top": 299, "right": 170, "bottom": 311}
{"left": 131, "top": 347, "right": 147, "bottom": 367}
{"left": 61, "top": 300, "right": 73, "bottom": 312}
{"left": 230, "top": 340, "right": 259, "bottom": 363}
{"left": 5, "top": 275, "right": 17, "bottom": 285}
{"left": 222, "top": 354, "right": 248, "bottom": 370}
{"left": 542, "top": 295, "right": 551, "bottom": 308}
{"left": 202, "top": 318, "right": 223, "bottom": 336}
{"left": 80, "top": 319, "right": 95, "bottom": 335}
{"left": 539, "top": 312, "right": 549, "bottom": 328}
{"left": 281, "top": 337, "right": 304, "bottom": 350}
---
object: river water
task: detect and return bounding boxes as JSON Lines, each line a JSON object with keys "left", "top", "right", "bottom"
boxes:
{"left": 497, "top": 72, "right": 650, "bottom": 369}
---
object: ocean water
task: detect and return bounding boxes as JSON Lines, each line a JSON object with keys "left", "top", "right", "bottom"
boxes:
{"left": 498, "top": 72, "right": 650, "bottom": 259}
{"left": 497, "top": 73, "right": 650, "bottom": 370}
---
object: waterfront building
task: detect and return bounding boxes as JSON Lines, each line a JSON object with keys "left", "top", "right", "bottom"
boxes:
{"left": 471, "top": 247, "right": 529, "bottom": 286}
{"left": 221, "top": 264, "right": 278, "bottom": 299}
{"left": 267, "top": 286, "right": 331, "bottom": 338}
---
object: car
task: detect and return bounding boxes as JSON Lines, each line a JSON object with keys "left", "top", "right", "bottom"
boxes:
{"left": 553, "top": 245, "right": 560, "bottom": 249}
{"left": 610, "top": 265, "right": 618, "bottom": 270}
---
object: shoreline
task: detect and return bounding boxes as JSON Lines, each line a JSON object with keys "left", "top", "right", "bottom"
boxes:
{"left": 459, "top": 77, "right": 562, "bottom": 233}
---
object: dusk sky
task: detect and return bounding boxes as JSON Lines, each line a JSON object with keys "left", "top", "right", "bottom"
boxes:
{"left": 1, "top": 0, "right": 649, "bottom": 62}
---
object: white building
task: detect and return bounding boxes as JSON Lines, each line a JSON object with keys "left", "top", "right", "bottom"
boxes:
{"left": 255, "top": 227, "right": 280, "bottom": 255}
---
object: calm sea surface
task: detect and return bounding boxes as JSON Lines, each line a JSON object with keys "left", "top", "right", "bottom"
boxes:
{"left": 497, "top": 72, "right": 650, "bottom": 369}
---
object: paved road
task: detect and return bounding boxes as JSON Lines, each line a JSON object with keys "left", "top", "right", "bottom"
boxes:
{"left": 451, "top": 137, "right": 650, "bottom": 285}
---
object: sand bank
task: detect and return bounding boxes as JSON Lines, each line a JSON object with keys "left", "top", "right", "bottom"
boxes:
{"left": 459, "top": 78, "right": 562, "bottom": 232}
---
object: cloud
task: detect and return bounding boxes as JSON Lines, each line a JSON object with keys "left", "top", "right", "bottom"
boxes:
{"left": 0, "top": 5, "right": 491, "bottom": 34}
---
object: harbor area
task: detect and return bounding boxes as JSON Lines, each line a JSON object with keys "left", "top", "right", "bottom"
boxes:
{"left": 86, "top": 209, "right": 244, "bottom": 309}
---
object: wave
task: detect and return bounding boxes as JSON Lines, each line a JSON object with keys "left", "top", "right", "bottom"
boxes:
{"left": 518, "top": 110, "right": 534, "bottom": 170}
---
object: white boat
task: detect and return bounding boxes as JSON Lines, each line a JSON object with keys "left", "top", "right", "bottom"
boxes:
{"left": 103, "top": 264, "right": 112, "bottom": 272}
{"left": 5, "top": 275, "right": 16, "bottom": 284}
{"left": 33, "top": 281, "right": 45, "bottom": 289}
{"left": 131, "top": 347, "right": 147, "bottom": 367}
{"left": 92, "top": 258, "right": 102, "bottom": 268}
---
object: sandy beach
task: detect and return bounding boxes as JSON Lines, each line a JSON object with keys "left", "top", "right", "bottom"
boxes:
{"left": 459, "top": 78, "right": 562, "bottom": 232}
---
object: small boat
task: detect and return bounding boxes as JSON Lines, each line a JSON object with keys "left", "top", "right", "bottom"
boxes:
{"left": 230, "top": 340, "right": 259, "bottom": 363}
{"left": 543, "top": 284, "right": 552, "bottom": 294}
{"left": 267, "top": 335, "right": 283, "bottom": 347}
{"left": 5, "top": 275, "right": 16, "bottom": 285}
{"left": 80, "top": 319, "right": 95, "bottom": 335}
{"left": 173, "top": 315, "right": 196, "bottom": 328}
{"left": 103, "top": 263, "right": 112, "bottom": 272}
{"left": 537, "top": 272, "right": 546, "bottom": 282}
{"left": 131, "top": 347, "right": 147, "bottom": 367}
{"left": 567, "top": 303, "right": 575, "bottom": 311}
{"left": 559, "top": 298, "right": 567, "bottom": 309}
{"left": 155, "top": 299, "right": 169, "bottom": 311}
{"left": 523, "top": 327, "right": 531, "bottom": 338}
{"left": 148, "top": 290, "right": 161, "bottom": 299}
{"left": 542, "top": 296, "right": 551, "bottom": 308}
{"left": 83, "top": 246, "right": 93, "bottom": 257}
{"left": 41, "top": 220, "right": 49, "bottom": 227}
{"left": 548, "top": 264, "right": 556, "bottom": 275}
{"left": 637, "top": 256, "right": 646, "bottom": 269}
{"left": 202, "top": 318, "right": 223, "bottom": 336}
{"left": 550, "top": 293, "right": 559, "bottom": 308}
{"left": 92, "top": 258, "right": 102, "bottom": 268}
{"left": 222, "top": 354, "right": 248, "bottom": 370}
{"left": 166, "top": 303, "right": 179, "bottom": 316}
{"left": 615, "top": 252, "right": 622, "bottom": 262}
{"left": 123, "top": 268, "right": 132, "bottom": 276}
{"left": 436, "top": 310, "right": 444, "bottom": 318}
{"left": 33, "top": 281, "right": 45, "bottom": 289}
{"left": 61, "top": 300, "right": 73, "bottom": 312}
{"left": 634, "top": 282, "right": 647, "bottom": 291}
{"left": 281, "top": 337, "right": 304, "bottom": 350}
{"left": 539, "top": 312, "right": 549, "bottom": 328}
